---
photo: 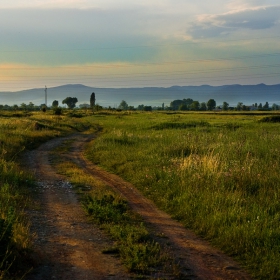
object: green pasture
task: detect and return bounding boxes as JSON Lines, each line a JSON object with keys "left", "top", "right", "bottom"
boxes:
{"left": 85, "top": 111, "right": 280, "bottom": 279}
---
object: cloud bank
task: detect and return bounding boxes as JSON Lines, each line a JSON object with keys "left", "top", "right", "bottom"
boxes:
{"left": 189, "top": 5, "right": 280, "bottom": 38}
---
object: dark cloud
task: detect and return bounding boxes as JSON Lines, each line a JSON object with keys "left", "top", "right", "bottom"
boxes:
{"left": 189, "top": 5, "right": 280, "bottom": 38}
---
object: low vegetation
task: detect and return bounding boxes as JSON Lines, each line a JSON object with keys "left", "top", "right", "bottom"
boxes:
{"left": 85, "top": 110, "right": 280, "bottom": 279}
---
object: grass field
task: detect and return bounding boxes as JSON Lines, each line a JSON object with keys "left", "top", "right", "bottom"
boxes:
{"left": 1, "top": 109, "right": 280, "bottom": 279}
{"left": 85, "top": 111, "right": 280, "bottom": 279}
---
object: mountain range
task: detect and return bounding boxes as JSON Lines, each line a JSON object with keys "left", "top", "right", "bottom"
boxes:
{"left": 0, "top": 83, "right": 280, "bottom": 108}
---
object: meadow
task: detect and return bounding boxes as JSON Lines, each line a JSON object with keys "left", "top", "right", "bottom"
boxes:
{"left": 85, "top": 111, "right": 280, "bottom": 279}
{"left": 1, "top": 109, "right": 280, "bottom": 279}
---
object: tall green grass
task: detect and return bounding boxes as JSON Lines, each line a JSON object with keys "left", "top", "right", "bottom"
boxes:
{"left": 85, "top": 111, "right": 280, "bottom": 279}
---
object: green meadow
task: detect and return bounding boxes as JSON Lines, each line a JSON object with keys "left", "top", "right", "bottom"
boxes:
{"left": 85, "top": 111, "right": 280, "bottom": 279}
{"left": 1, "top": 109, "right": 280, "bottom": 279}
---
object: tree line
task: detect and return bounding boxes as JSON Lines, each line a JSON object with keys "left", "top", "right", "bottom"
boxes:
{"left": 0, "top": 92, "right": 279, "bottom": 112}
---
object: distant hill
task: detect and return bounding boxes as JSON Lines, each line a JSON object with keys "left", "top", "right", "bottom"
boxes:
{"left": 0, "top": 83, "right": 280, "bottom": 107}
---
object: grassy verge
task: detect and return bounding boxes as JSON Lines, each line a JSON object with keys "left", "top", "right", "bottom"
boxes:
{"left": 0, "top": 110, "right": 93, "bottom": 279}
{"left": 84, "top": 111, "right": 280, "bottom": 279}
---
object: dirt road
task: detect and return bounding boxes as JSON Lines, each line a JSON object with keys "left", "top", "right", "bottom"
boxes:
{"left": 24, "top": 132, "right": 252, "bottom": 280}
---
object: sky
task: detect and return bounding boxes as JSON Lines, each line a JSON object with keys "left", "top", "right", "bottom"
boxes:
{"left": 0, "top": 0, "right": 280, "bottom": 91}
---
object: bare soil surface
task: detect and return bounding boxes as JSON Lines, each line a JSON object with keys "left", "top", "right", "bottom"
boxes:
{"left": 23, "top": 132, "right": 253, "bottom": 280}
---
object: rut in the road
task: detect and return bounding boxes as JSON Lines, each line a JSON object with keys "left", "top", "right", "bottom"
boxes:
{"left": 24, "top": 135, "right": 133, "bottom": 280}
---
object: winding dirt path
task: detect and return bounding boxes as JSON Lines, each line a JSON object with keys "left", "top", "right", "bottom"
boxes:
{"left": 24, "top": 132, "right": 253, "bottom": 280}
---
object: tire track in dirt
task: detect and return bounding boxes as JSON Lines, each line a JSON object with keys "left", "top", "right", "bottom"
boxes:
{"left": 24, "top": 134, "right": 133, "bottom": 280}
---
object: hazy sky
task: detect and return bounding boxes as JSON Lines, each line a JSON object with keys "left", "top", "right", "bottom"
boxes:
{"left": 0, "top": 0, "right": 280, "bottom": 91}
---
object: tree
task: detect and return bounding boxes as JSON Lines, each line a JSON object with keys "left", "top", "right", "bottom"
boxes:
{"left": 62, "top": 97, "right": 78, "bottom": 109}
{"left": 90, "top": 92, "right": 96, "bottom": 108}
{"left": 207, "top": 99, "right": 216, "bottom": 110}
{"left": 258, "top": 103, "right": 263, "bottom": 110}
{"left": 263, "top": 102, "right": 269, "bottom": 110}
{"left": 200, "top": 102, "right": 207, "bottom": 111}
{"left": 222, "top": 102, "right": 229, "bottom": 111}
{"left": 179, "top": 104, "right": 188, "bottom": 111}
{"left": 189, "top": 101, "right": 200, "bottom": 111}
{"left": 137, "top": 104, "right": 144, "bottom": 111}
{"left": 20, "top": 103, "right": 27, "bottom": 111}
{"left": 272, "top": 103, "right": 279, "bottom": 110}
{"left": 52, "top": 100, "right": 59, "bottom": 107}
{"left": 170, "top": 98, "right": 193, "bottom": 110}
{"left": 143, "top": 106, "right": 152, "bottom": 111}
{"left": 236, "top": 102, "right": 243, "bottom": 111}
{"left": 28, "top": 102, "right": 34, "bottom": 110}
{"left": 118, "top": 100, "right": 128, "bottom": 110}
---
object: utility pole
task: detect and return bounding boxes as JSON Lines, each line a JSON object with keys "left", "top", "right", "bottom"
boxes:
{"left": 45, "top": 85, "right": 47, "bottom": 106}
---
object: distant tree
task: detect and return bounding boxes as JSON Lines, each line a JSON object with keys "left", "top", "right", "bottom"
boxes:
{"left": 222, "top": 102, "right": 229, "bottom": 111}
{"left": 236, "top": 102, "right": 243, "bottom": 111}
{"left": 258, "top": 103, "right": 263, "bottom": 110}
{"left": 52, "top": 100, "right": 59, "bottom": 107}
{"left": 272, "top": 103, "right": 279, "bottom": 110}
{"left": 143, "top": 106, "right": 152, "bottom": 111}
{"left": 263, "top": 102, "right": 269, "bottom": 110}
{"left": 170, "top": 100, "right": 184, "bottom": 110}
{"left": 189, "top": 101, "right": 200, "bottom": 111}
{"left": 62, "top": 97, "right": 78, "bottom": 109}
{"left": 179, "top": 104, "right": 188, "bottom": 111}
{"left": 20, "top": 103, "right": 27, "bottom": 111}
{"left": 207, "top": 99, "right": 216, "bottom": 110}
{"left": 118, "top": 100, "right": 128, "bottom": 110}
{"left": 28, "top": 102, "right": 35, "bottom": 110}
{"left": 90, "top": 92, "right": 96, "bottom": 108}
{"left": 170, "top": 98, "right": 193, "bottom": 110}
{"left": 13, "top": 104, "right": 19, "bottom": 111}
{"left": 200, "top": 102, "right": 207, "bottom": 111}
{"left": 137, "top": 104, "right": 145, "bottom": 111}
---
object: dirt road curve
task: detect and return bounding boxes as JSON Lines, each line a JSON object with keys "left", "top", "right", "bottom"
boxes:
{"left": 24, "top": 133, "right": 252, "bottom": 280}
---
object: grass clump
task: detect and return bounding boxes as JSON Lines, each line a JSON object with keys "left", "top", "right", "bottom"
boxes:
{"left": 83, "top": 191, "right": 162, "bottom": 273}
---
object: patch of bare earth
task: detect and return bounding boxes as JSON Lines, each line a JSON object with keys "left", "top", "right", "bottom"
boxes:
{"left": 23, "top": 133, "right": 253, "bottom": 280}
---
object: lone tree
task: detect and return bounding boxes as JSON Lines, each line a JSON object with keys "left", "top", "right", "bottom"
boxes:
{"left": 90, "top": 92, "right": 96, "bottom": 108}
{"left": 62, "top": 97, "right": 78, "bottom": 109}
{"left": 118, "top": 100, "right": 128, "bottom": 110}
{"left": 52, "top": 100, "right": 59, "bottom": 107}
{"left": 207, "top": 99, "right": 216, "bottom": 111}
{"left": 222, "top": 101, "right": 229, "bottom": 111}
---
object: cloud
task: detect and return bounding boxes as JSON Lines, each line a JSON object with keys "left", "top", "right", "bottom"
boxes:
{"left": 189, "top": 5, "right": 280, "bottom": 38}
